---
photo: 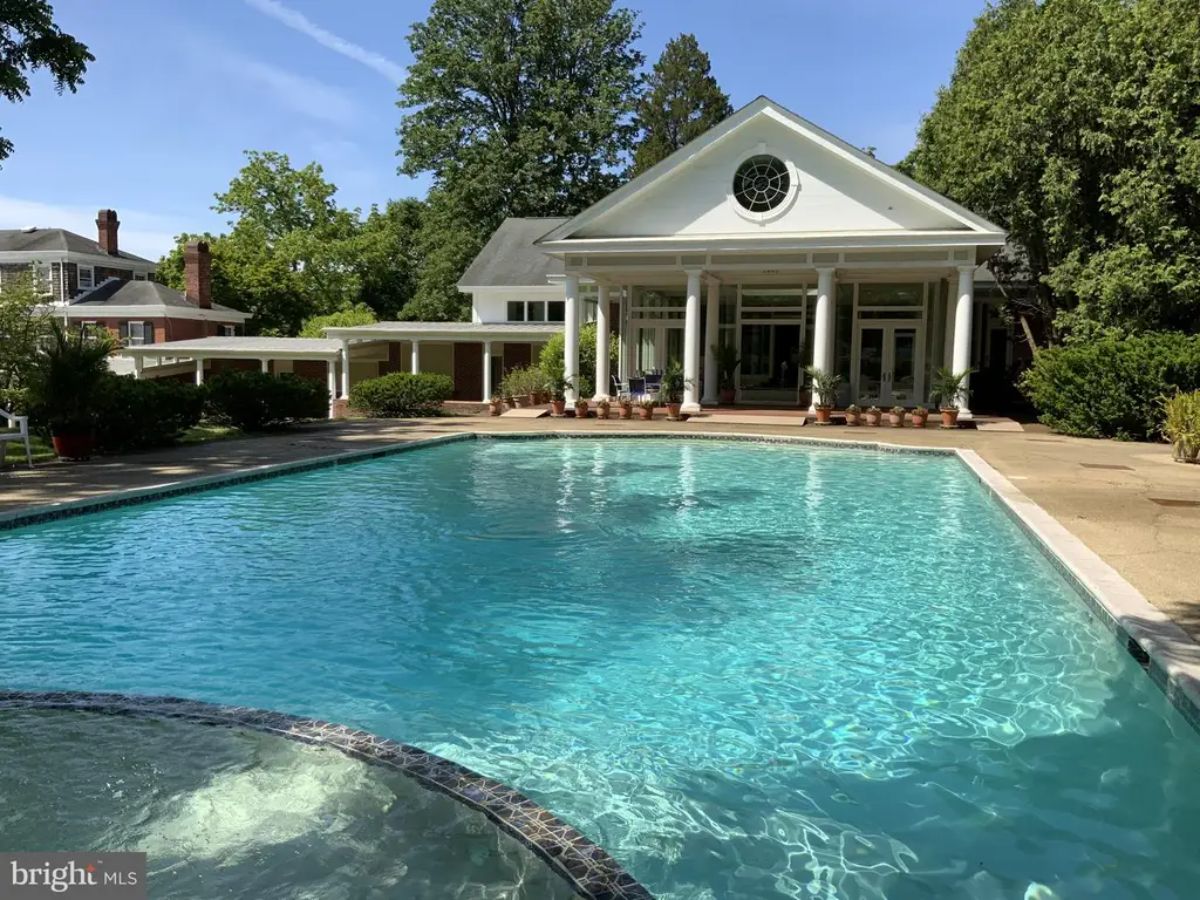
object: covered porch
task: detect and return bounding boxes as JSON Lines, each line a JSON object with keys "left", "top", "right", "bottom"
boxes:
{"left": 555, "top": 249, "right": 994, "bottom": 417}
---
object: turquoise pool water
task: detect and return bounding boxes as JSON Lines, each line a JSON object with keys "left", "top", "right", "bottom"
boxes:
{"left": 2, "top": 438, "right": 1198, "bottom": 899}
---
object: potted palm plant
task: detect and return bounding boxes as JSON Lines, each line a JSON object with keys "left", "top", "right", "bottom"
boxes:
{"left": 844, "top": 403, "right": 862, "bottom": 426}
{"left": 618, "top": 396, "right": 634, "bottom": 419}
{"left": 596, "top": 396, "right": 611, "bottom": 419}
{"left": 805, "top": 367, "right": 843, "bottom": 425}
{"left": 661, "top": 361, "right": 692, "bottom": 421}
{"left": 910, "top": 405, "right": 929, "bottom": 428}
{"left": 637, "top": 398, "right": 656, "bottom": 420}
{"left": 865, "top": 405, "right": 882, "bottom": 426}
{"left": 888, "top": 405, "right": 906, "bottom": 427}
{"left": 574, "top": 396, "right": 590, "bottom": 418}
{"left": 712, "top": 343, "right": 741, "bottom": 405}
{"left": 930, "top": 367, "right": 971, "bottom": 429}
{"left": 28, "top": 323, "right": 114, "bottom": 460}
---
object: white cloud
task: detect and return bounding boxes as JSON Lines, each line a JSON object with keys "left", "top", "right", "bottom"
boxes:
{"left": 232, "top": 55, "right": 360, "bottom": 127}
{"left": 0, "top": 196, "right": 187, "bottom": 260}
{"left": 244, "top": 0, "right": 406, "bottom": 85}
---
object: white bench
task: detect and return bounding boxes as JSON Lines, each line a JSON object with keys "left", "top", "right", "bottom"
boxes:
{"left": 0, "top": 409, "right": 33, "bottom": 468}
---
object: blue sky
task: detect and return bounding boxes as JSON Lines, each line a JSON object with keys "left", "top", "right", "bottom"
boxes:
{"left": 0, "top": 0, "right": 988, "bottom": 261}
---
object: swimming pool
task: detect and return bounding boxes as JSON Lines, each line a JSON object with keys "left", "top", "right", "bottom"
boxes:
{"left": 3, "top": 437, "right": 1198, "bottom": 898}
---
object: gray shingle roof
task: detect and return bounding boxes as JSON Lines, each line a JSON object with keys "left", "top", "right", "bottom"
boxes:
{"left": 72, "top": 279, "right": 246, "bottom": 316}
{"left": 0, "top": 227, "right": 154, "bottom": 263}
{"left": 457, "top": 217, "right": 568, "bottom": 288}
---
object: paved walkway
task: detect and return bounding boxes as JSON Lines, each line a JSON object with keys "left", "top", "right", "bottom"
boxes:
{"left": 3, "top": 415, "right": 1198, "bottom": 637}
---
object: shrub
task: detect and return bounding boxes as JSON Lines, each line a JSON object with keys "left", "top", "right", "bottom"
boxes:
{"left": 93, "top": 376, "right": 205, "bottom": 452}
{"left": 1162, "top": 391, "right": 1200, "bottom": 462}
{"left": 1020, "top": 332, "right": 1200, "bottom": 439}
{"left": 538, "top": 322, "right": 619, "bottom": 398}
{"left": 349, "top": 372, "right": 454, "bottom": 417}
{"left": 205, "top": 371, "right": 329, "bottom": 431}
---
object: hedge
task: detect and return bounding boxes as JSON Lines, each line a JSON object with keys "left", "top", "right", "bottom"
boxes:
{"left": 93, "top": 376, "right": 205, "bottom": 452}
{"left": 349, "top": 372, "right": 454, "bottom": 417}
{"left": 1020, "top": 332, "right": 1200, "bottom": 439}
{"left": 205, "top": 371, "right": 329, "bottom": 431}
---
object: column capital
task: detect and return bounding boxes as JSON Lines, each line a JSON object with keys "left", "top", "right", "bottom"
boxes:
{"left": 956, "top": 263, "right": 978, "bottom": 274}
{"left": 814, "top": 265, "right": 837, "bottom": 276}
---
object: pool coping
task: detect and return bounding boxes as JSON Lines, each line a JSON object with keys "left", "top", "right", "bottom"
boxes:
{"left": 0, "top": 689, "right": 654, "bottom": 900}
{"left": 4, "top": 432, "right": 1200, "bottom": 768}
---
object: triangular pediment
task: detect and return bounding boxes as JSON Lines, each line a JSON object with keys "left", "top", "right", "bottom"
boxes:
{"left": 538, "top": 97, "right": 1004, "bottom": 245}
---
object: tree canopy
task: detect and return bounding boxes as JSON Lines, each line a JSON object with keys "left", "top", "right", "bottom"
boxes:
{"left": 159, "top": 153, "right": 424, "bottom": 335}
{"left": 0, "top": 1, "right": 92, "bottom": 163}
{"left": 629, "top": 33, "right": 731, "bottom": 176}
{"left": 902, "top": 0, "right": 1200, "bottom": 341}
{"left": 397, "top": 0, "right": 644, "bottom": 319}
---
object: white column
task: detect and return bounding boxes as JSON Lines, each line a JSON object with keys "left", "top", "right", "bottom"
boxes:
{"left": 563, "top": 274, "right": 580, "bottom": 403}
{"left": 340, "top": 340, "right": 351, "bottom": 397}
{"left": 594, "top": 284, "right": 610, "bottom": 399}
{"left": 952, "top": 265, "right": 975, "bottom": 417}
{"left": 326, "top": 359, "right": 337, "bottom": 417}
{"left": 132, "top": 356, "right": 143, "bottom": 381}
{"left": 617, "top": 286, "right": 630, "bottom": 381}
{"left": 683, "top": 269, "right": 702, "bottom": 411}
{"left": 808, "top": 267, "right": 836, "bottom": 411}
{"left": 482, "top": 341, "right": 493, "bottom": 402}
{"left": 260, "top": 358, "right": 269, "bottom": 374}
{"left": 410, "top": 341, "right": 420, "bottom": 374}
{"left": 194, "top": 357, "right": 204, "bottom": 386}
{"left": 702, "top": 277, "right": 720, "bottom": 405}
{"left": 943, "top": 277, "right": 956, "bottom": 367}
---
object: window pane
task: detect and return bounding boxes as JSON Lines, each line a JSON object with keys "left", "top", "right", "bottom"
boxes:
{"left": 143, "top": 322, "right": 155, "bottom": 344}
{"left": 527, "top": 301, "right": 546, "bottom": 322}
{"left": 547, "top": 301, "right": 565, "bottom": 322}
{"left": 78, "top": 267, "right": 94, "bottom": 290}
{"left": 858, "top": 283, "right": 923, "bottom": 307}
{"left": 506, "top": 302, "right": 525, "bottom": 322}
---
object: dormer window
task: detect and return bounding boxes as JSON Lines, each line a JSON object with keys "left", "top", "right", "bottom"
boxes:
{"left": 78, "top": 265, "right": 95, "bottom": 291}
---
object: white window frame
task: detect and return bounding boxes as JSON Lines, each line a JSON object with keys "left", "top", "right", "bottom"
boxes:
{"left": 218, "top": 324, "right": 236, "bottom": 337}
{"left": 125, "top": 320, "right": 154, "bottom": 346}
{"left": 77, "top": 264, "right": 95, "bottom": 292}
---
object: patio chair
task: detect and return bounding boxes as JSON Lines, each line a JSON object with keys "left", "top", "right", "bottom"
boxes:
{"left": 643, "top": 371, "right": 662, "bottom": 400}
{"left": 0, "top": 409, "right": 33, "bottom": 469}
{"left": 628, "top": 376, "right": 646, "bottom": 399}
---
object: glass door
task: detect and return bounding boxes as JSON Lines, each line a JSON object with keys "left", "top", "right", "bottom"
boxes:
{"left": 855, "top": 323, "right": 924, "bottom": 406}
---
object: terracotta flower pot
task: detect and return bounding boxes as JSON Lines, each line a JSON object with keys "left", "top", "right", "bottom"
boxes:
{"left": 512, "top": 396, "right": 525, "bottom": 409}
{"left": 719, "top": 388, "right": 736, "bottom": 405}
{"left": 888, "top": 412, "right": 905, "bottom": 427}
{"left": 51, "top": 431, "right": 95, "bottom": 461}
{"left": 596, "top": 404, "right": 610, "bottom": 419}
{"left": 618, "top": 404, "right": 633, "bottom": 419}
{"left": 550, "top": 399, "right": 566, "bottom": 417}
{"left": 666, "top": 402, "right": 683, "bottom": 421}
{"left": 638, "top": 406, "right": 654, "bottom": 420}
{"left": 940, "top": 408, "right": 960, "bottom": 429}
{"left": 844, "top": 411, "right": 861, "bottom": 426}
{"left": 865, "top": 411, "right": 881, "bottom": 427}
{"left": 910, "top": 411, "right": 928, "bottom": 428}
{"left": 814, "top": 406, "right": 832, "bottom": 425}
{"left": 488, "top": 401, "right": 503, "bottom": 417}
{"left": 574, "top": 402, "right": 590, "bottom": 419}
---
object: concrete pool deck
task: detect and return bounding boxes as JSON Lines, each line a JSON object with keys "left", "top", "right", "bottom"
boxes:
{"left": 2, "top": 414, "right": 1198, "bottom": 642}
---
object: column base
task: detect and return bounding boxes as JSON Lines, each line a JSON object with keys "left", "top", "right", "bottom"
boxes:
{"left": 681, "top": 402, "right": 702, "bottom": 415}
{"left": 700, "top": 394, "right": 717, "bottom": 407}
{"left": 956, "top": 407, "right": 974, "bottom": 421}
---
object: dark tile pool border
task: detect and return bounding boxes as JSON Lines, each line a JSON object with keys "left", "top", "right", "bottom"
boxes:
{"left": 0, "top": 689, "right": 654, "bottom": 900}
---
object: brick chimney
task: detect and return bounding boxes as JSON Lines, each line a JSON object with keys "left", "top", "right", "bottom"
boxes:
{"left": 96, "top": 209, "right": 119, "bottom": 255}
{"left": 184, "top": 241, "right": 212, "bottom": 309}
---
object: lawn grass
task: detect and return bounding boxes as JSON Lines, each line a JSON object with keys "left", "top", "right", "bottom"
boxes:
{"left": 0, "top": 424, "right": 246, "bottom": 470}
{"left": 179, "top": 423, "right": 244, "bottom": 445}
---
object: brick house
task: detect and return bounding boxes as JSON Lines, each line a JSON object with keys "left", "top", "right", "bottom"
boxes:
{"left": 2, "top": 209, "right": 248, "bottom": 344}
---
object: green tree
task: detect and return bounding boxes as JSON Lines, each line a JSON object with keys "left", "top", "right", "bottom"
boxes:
{"left": 0, "top": 273, "right": 52, "bottom": 391}
{"left": 537, "top": 322, "right": 618, "bottom": 397}
{"left": 351, "top": 198, "right": 426, "bottom": 320}
{"left": 0, "top": 1, "right": 92, "bottom": 163}
{"left": 299, "top": 303, "right": 376, "bottom": 338}
{"left": 630, "top": 33, "right": 732, "bottom": 176}
{"left": 901, "top": 0, "right": 1200, "bottom": 342}
{"left": 397, "top": 0, "right": 644, "bottom": 319}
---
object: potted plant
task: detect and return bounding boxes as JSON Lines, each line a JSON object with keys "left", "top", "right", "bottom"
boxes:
{"left": 574, "top": 396, "right": 590, "bottom": 419}
{"left": 661, "top": 361, "right": 692, "bottom": 421}
{"left": 1163, "top": 390, "right": 1200, "bottom": 463}
{"left": 618, "top": 396, "right": 634, "bottom": 419}
{"left": 930, "top": 367, "right": 971, "bottom": 429}
{"left": 545, "top": 374, "right": 570, "bottom": 417}
{"left": 637, "top": 398, "right": 656, "bottom": 420}
{"left": 712, "top": 343, "right": 741, "bottom": 405}
{"left": 888, "top": 405, "right": 906, "bottom": 427}
{"left": 910, "top": 405, "right": 929, "bottom": 428}
{"left": 865, "top": 405, "right": 882, "bottom": 426}
{"left": 488, "top": 393, "right": 504, "bottom": 416}
{"left": 844, "top": 403, "right": 862, "bottom": 426}
{"left": 28, "top": 323, "right": 115, "bottom": 460}
{"left": 596, "top": 396, "right": 611, "bottom": 419}
{"left": 805, "top": 367, "right": 843, "bottom": 425}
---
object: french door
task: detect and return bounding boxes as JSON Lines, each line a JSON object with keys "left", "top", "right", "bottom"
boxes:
{"left": 631, "top": 321, "right": 685, "bottom": 372}
{"left": 856, "top": 323, "right": 923, "bottom": 407}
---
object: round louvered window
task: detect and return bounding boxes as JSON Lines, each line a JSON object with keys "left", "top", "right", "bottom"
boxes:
{"left": 732, "top": 155, "right": 791, "bottom": 213}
